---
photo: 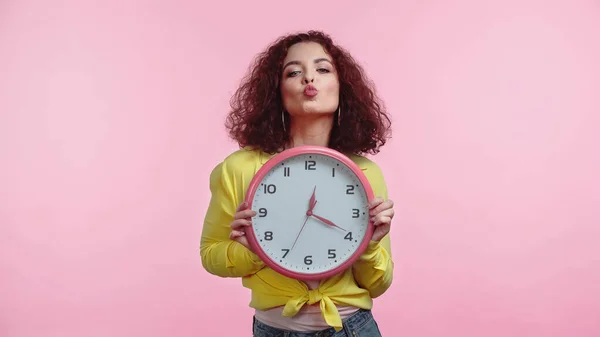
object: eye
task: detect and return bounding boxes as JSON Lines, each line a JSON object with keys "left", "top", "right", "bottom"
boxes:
{"left": 287, "top": 70, "right": 301, "bottom": 77}
{"left": 317, "top": 68, "right": 330, "bottom": 73}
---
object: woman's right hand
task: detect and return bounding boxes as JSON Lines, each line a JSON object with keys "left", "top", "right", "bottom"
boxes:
{"left": 229, "top": 201, "right": 257, "bottom": 253}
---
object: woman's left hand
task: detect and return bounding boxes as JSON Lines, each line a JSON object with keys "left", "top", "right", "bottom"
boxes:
{"left": 368, "top": 197, "right": 395, "bottom": 242}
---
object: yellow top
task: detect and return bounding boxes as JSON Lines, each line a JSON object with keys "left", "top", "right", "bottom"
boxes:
{"left": 200, "top": 147, "right": 394, "bottom": 332}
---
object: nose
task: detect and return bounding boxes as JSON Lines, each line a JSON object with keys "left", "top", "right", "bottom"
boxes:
{"left": 303, "top": 73, "right": 314, "bottom": 84}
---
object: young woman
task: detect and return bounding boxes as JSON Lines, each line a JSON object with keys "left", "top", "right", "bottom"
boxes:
{"left": 200, "top": 30, "right": 395, "bottom": 337}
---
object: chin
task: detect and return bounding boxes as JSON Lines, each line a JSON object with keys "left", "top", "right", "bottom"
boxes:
{"left": 298, "top": 105, "right": 337, "bottom": 115}
{"left": 295, "top": 110, "right": 334, "bottom": 118}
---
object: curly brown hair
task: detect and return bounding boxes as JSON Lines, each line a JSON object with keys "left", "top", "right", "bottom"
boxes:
{"left": 225, "top": 30, "right": 391, "bottom": 156}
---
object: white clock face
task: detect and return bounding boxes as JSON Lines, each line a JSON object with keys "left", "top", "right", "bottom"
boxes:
{"left": 249, "top": 153, "right": 370, "bottom": 277}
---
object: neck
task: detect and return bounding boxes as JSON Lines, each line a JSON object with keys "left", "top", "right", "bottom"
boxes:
{"left": 287, "top": 114, "right": 334, "bottom": 148}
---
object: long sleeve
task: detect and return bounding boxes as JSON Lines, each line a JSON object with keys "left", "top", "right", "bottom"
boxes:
{"left": 351, "top": 162, "right": 394, "bottom": 298}
{"left": 200, "top": 161, "right": 265, "bottom": 278}
{"left": 351, "top": 235, "right": 393, "bottom": 298}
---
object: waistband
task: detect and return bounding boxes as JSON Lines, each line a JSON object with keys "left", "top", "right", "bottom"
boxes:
{"left": 252, "top": 308, "right": 376, "bottom": 337}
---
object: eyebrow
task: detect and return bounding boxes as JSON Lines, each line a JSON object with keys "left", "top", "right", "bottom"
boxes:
{"left": 283, "top": 58, "right": 333, "bottom": 70}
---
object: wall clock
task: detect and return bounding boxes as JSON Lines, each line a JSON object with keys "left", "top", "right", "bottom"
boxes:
{"left": 244, "top": 146, "right": 375, "bottom": 281}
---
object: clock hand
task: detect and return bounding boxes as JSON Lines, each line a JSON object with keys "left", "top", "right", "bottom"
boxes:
{"left": 310, "top": 213, "right": 347, "bottom": 231}
{"left": 290, "top": 215, "right": 310, "bottom": 251}
{"left": 308, "top": 186, "right": 317, "bottom": 212}
{"left": 291, "top": 186, "right": 319, "bottom": 251}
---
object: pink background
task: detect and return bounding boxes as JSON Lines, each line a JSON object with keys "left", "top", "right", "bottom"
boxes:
{"left": 1, "top": 0, "right": 599, "bottom": 336}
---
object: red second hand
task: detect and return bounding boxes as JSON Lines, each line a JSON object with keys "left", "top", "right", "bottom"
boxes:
{"left": 291, "top": 186, "right": 317, "bottom": 251}
{"left": 290, "top": 215, "right": 309, "bottom": 251}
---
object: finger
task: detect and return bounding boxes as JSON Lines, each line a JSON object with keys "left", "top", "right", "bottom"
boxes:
{"left": 370, "top": 199, "right": 394, "bottom": 216}
{"left": 372, "top": 212, "right": 393, "bottom": 226}
{"left": 231, "top": 219, "right": 252, "bottom": 230}
{"left": 370, "top": 199, "right": 393, "bottom": 214}
{"left": 236, "top": 201, "right": 249, "bottom": 212}
{"left": 373, "top": 216, "right": 391, "bottom": 227}
{"left": 373, "top": 208, "right": 395, "bottom": 221}
{"left": 368, "top": 197, "right": 385, "bottom": 209}
{"left": 229, "top": 230, "right": 246, "bottom": 239}
{"left": 234, "top": 209, "right": 257, "bottom": 220}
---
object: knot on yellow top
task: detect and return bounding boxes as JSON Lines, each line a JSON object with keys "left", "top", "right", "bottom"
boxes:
{"left": 281, "top": 286, "right": 343, "bottom": 332}
{"left": 307, "top": 289, "right": 322, "bottom": 305}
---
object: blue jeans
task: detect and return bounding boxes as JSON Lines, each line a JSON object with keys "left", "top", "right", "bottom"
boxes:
{"left": 252, "top": 309, "right": 383, "bottom": 337}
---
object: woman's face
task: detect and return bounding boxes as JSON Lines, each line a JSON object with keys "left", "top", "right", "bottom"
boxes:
{"left": 280, "top": 42, "right": 340, "bottom": 118}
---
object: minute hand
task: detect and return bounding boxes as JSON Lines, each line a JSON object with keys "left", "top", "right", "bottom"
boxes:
{"left": 310, "top": 213, "right": 346, "bottom": 231}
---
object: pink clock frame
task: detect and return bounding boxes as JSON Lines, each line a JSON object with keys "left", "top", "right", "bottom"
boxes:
{"left": 244, "top": 145, "right": 375, "bottom": 281}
